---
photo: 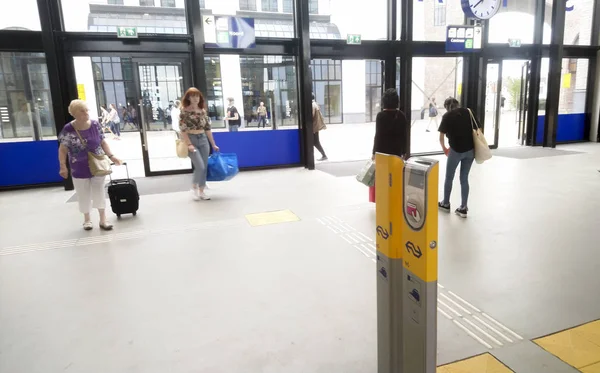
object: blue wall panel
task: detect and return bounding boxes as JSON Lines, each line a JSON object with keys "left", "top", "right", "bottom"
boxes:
{"left": 536, "top": 113, "right": 587, "bottom": 144}
{"left": 212, "top": 129, "right": 301, "bottom": 168}
{"left": 0, "top": 140, "right": 63, "bottom": 187}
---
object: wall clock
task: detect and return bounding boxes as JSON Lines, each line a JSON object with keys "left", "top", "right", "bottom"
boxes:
{"left": 461, "top": 0, "right": 501, "bottom": 20}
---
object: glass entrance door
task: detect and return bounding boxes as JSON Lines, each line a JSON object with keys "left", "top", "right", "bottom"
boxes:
{"left": 484, "top": 61, "right": 501, "bottom": 148}
{"left": 133, "top": 59, "right": 192, "bottom": 176}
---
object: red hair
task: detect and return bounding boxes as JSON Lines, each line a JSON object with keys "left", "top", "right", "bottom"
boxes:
{"left": 181, "top": 87, "right": 205, "bottom": 110}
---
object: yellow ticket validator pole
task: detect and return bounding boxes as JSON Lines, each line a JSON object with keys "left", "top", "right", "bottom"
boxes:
{"left": 401, "top": 158, "right": 439, "bottom": 373}
{"left": 375, "top": 153, "right": 405, "bottom": 373}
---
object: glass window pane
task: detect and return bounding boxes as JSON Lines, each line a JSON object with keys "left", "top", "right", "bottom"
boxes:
{"left": 0, "top": 0, "right": 41, "bottom": 31}
{"left": 239, "top": 0, "right": 257, "bottom": 11}
{"left": 310, "top": 0, "right": 386, "bottom": 40}
{"left": 0, "top": 53, "right": 56, "bottom": 141}
{"left": 61, "top": 0, "right": 187, "bottom": 34}
{"left": 204, "top": 0, "right": 293, "bottom": 38}
{"left": 411, "top": 57, "right": 463, "bottom": 153}
{"left": 112, "top": 63, "right": 123, "bottom": 80}
{"left": 413, "top": 0, "right": 465, "bottom": 42}
{"left": 564, "top": 0, "right": 594, "bottom": 46}
{"left": 102, "top": 63, "right": 113, "bottom": 80}
{"left": 489, "top": 1, "right": 537, "bottom": 44}
{"left": 559, "top": 58, "right": 588, "bottom": 113}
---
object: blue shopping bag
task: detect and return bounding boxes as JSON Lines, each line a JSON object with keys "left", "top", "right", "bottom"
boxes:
{"left": 207, "top": 153, "right": 239, "bottom": 182}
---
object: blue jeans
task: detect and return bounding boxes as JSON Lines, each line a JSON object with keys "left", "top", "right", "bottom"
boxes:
{"left": 257, "top": 115, "right": 267, "bottom": 128}
{"left": 229, "top": 124, "right": 240, "bottom": 132}
{"left": 443, "top": 149, "right": 475, "bottom": 209}
{"left": 188, "top": 133, "right": 210, "bottom": 187}
{"left": 109, "top": 121, "right": 121, "bottom": 137}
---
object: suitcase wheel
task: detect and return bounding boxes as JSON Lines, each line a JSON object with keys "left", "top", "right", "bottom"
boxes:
{"left": 133, "top": 212, "right": 137, "bottom": 216}
{"left": 117, "top": 214, "right": 121, "bottom": 219}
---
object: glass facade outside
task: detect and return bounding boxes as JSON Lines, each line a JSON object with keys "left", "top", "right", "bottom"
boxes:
{"left": 0, "top": 53, "right": 55, "bottom": 142}
{"left": 61, "top": 0, "right": 188, "bottom": 34}
{"left": 311, "top": 59, "right": 343, "bottom": 124}
{"left": 413, "top": 0, "right": 465, "bottom": 42}
{"left": 411, "top": 56, "right": 463, "bottom": 153}
{"left": 559, "top": 58, "right": 589, "bottom": 114}
{"left": 205, "top": 54, "right": 298, "bottom": 130}
{"left": 203, "top": 0, "right": 297, "bottom": 38}
{"left": 309, "top": 0, "right": 387, "bottom": 40}
{"left": 488, "top": 1, "right": 537, "bottom": 44}
{"left": 365, "top": 60, "right": 383, "bottom": 123}
{"left": 0, "top": 0, "right": 42, "bottom": 31}
{"left": 564, "top": 0, "right": 594, "bottom": 46}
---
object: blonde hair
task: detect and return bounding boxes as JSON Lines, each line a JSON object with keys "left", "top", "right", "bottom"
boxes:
{"left": 68, "top": 99, "right": 88, "bottom": 116}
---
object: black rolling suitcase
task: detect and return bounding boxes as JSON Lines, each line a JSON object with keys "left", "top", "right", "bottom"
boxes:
{"left": 108, "top": 163, "right": 139, "bottom": 218}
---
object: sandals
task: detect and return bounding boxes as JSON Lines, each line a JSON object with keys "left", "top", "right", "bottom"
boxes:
{"left": 99, "top": 222, "right": 114, "bottom": 231}
{"left": 83, "top": 221, "right": 114, "bottom": 231}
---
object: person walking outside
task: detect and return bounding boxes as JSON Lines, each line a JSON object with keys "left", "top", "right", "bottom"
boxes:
{"left": 58, "top": 99, "right": 122, "bottom": 231}
{"left": 257, "top": 101, "right": 268, "bottom": 128}
{"left": 107, "top": 103, "right": 121, "bottom": 140}
{"left": 312, "top": 94, "right": 328, "bottom": 161}
{"left": 178, "top": 88, "right": 220, "bottom": 201}
{"left": 426, "top": 97, "right": 438, "bottom": 132}
{"left": 171, "top": 100, "right": 181, "bottom": 132}
{"left": 372, "top": 88, "right": 408, "bottom": 159}
{"left": 225, "top": 98, "right": 241, "bottom": 132}
{"left": 438, "top": 97, "right": 476, "bottom": 218}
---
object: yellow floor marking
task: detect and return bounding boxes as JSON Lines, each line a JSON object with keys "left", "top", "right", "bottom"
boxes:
{"left": 245, "top": 209, "right": 300, "bottom": 227}
{"left": 437, "top": 353, "right": 513, "bottom": 373}
{"left": 534, "top": 320, "right": 600, "bottom": 370}
{"left": 582, "top": 362, "right": 600, "bottom": 373}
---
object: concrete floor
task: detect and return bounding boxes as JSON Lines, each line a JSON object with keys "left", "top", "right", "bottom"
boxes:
{"left": 1, "top": 143, "right": 599, "bottom": 372}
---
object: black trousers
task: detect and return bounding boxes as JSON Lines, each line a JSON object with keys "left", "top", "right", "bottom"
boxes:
{"left": 314, "top": 132, "right": 326, "bottom": 157}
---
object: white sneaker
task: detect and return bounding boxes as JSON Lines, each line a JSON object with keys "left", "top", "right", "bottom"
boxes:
{"left": 199, "top": 192, "right": 211, "bottom": 200}
{"left": 191, "top": 188, "right": 200, "bottom": 201}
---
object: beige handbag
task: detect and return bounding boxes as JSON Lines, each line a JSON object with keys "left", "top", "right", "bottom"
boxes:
{"left": 467, "top": 109, "right": 492, "bottom": 164}
{"left": 74, "top": 125, "right": 112, "bottom": 176}
{"left": 176, "top": 138, "right": 189, "bottom": 158}
{"left": 313, "top": 107, "right": 327, "bottom": 133}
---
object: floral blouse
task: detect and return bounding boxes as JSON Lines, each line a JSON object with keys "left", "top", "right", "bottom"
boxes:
{"left": 179, "top": 109, "right": 211, "bottom": 132}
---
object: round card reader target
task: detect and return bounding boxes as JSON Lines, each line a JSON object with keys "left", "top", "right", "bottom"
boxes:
{"left": 403, "top": 160, "right": 434, "bottom": 231}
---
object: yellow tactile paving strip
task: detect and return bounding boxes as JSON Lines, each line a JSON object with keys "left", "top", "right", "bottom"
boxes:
{"left": 245, "top": 209, "right": 300, "bottom": 227}
{"left": 534, "top": 320, "right": 600, "bottom": 372}
{"left": 582, "top": 362, "right": 600, "bottom": 373}
{"left": 437, "top": 353, "right": 513, "bottom": 373}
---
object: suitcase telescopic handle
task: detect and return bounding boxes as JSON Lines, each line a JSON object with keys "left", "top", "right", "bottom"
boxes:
{"left": 109, "top": 162, "right": 129, "bottom": 182}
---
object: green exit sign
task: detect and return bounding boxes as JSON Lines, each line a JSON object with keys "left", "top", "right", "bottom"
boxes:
{"left": 508, "top": 38, "right": 522, "bottom": 47}
{"left": 347, "top": 34, "right": 362, "bottom": 45}
{"left": 117, "top": 27, "right": 138, "bottom": 38}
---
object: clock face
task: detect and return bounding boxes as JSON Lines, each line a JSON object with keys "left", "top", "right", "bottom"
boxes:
{"left": 462, "top": 0, "right": 501, "bottom": 20}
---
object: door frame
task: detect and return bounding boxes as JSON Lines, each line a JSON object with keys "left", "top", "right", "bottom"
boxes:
{"left": 518, "top": 61, "right": 531, "bottom": 146}
{"left": 131, "top": 57, "right": 193, "bottom": 177}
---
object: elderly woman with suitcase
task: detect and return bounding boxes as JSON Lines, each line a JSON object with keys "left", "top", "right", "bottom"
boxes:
{"left": 58, "top": 99, "right": 123, "bottom": 231}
